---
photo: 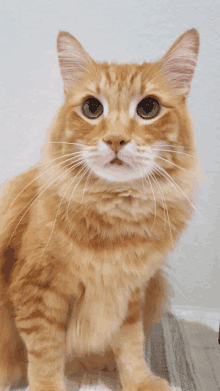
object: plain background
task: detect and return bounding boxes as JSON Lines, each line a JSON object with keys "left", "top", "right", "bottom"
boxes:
{"left": 0, "top": 0, "right": 219, "bottom": 311}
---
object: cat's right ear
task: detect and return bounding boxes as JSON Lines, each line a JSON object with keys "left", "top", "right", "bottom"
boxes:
{"left": 57, "top": 31, "right": 96, "bottom": 93}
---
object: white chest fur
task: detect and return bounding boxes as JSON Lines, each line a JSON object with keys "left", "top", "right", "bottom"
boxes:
{"left": 66, "top": 279, "right": 134, "bottom": 355}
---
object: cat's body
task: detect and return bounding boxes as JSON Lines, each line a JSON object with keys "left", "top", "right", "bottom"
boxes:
{"left": 0, "top": 29, "right": 199, "bottom": 391}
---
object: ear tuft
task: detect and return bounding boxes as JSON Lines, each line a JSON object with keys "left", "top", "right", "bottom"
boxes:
{"left": 159, "top": 29, "right": 200, "bottom": 97}
{"left": 57, "top": 31, "right": 95, "bottom": 93}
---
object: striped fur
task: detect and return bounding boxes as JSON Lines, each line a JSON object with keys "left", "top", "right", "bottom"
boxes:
{"left": 0, "top": 29, "right": 199, "bottom": 391}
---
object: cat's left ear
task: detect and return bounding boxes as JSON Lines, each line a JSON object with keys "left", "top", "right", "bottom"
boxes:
{"left": 57, "top": 31, "right": 96, "bottom": 93}
{"left": 159, "top": 29, "right": 200, "bottom": 98}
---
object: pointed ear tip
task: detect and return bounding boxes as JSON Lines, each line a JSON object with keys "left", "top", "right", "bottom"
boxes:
{"left": 189, "top": 28, "right": 200, "bottom": 51}
{"left": 180, "top": 29, "right": 199, "bottom": 52}
{"left": 57, "top": 31, "right": 66, "bottom": 46}
{"left": 57, "top": 31, "right": 75, "bottom": 42}
{"left": 187, "top": 28, "right": 200, "bottom": 42}
{"left": 57, "top": 30, "right": 66, "bottom": 37}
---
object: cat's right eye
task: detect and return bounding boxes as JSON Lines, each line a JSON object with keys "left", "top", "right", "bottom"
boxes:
{"left": 82, "top": 97, "right": 103, "bottom": 119}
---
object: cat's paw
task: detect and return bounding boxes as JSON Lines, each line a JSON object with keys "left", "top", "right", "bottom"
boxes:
{"left": 137, "top": 376, "right": 171, "bottom": 391}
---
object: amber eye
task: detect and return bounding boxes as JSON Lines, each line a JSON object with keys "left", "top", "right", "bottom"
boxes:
{"left": 136, "top": 96, "right": 160, "bottom": 119}
{"left": 82, "top": 97, "right": 103, "bottom": 119}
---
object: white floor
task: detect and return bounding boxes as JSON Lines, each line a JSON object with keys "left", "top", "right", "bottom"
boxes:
{"left": 172, "top": 304, "right": 220, "bottom": 332}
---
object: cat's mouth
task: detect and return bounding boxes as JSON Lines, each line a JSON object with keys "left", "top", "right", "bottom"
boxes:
{"left": 105, "top": 157, "right": 130, "bottom": 168}
{"left": 109, "top": 157, "right": 124, "bottom": 165}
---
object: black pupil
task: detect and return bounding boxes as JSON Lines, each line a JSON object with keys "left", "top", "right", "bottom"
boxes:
{"left": 83, "top": 97, "right": 103, "bottom": 118}
{"left": 137, "top": 97, "right": 160, "bottom": 119}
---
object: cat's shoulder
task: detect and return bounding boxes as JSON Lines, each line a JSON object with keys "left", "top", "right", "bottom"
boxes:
{"left": 0, "top": 165, "right": 42, "bottom": 248}
{"left": 0, "top": 165, "right": 40, "bottom": 215}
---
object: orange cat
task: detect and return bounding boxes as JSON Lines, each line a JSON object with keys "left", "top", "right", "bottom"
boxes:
{"left": 0, "top": 28, "right": 199, "bottom": 391}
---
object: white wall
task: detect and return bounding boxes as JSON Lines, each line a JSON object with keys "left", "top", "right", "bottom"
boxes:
{"left": 0, "top": 0, "right": 219, "bottom": 310}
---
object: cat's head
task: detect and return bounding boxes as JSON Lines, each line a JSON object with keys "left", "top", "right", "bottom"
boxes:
{"left": 47, "top": 29, "right": 199, "bottom": 189}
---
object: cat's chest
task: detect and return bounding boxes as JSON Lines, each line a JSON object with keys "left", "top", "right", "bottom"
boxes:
{"left": 44, "top": 216, "right": 165, "bottom": 354}
{"left": 66, "top": 274, "right": 142, "bottom": 354}
{"left": 64, "top": 244, "right": 152, "bottom": 354}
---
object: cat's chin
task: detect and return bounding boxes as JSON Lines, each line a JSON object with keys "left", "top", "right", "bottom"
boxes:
{"left": 91, "top": 163, "right": 147, "bottom": 183}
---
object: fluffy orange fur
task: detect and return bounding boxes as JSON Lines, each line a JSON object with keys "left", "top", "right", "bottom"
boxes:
{"left": 0, "top": 28, "right": 199, "bottom": 391}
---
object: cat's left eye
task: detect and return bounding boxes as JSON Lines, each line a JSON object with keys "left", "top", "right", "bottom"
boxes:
{"left": 82, "top": 97, "right": 103, "bottom": 119}
{"left": 136, "top": 96, "right": 160, "bottom": 119}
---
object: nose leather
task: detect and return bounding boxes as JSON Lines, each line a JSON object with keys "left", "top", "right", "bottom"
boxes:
{"left": 103, "top": 138, "right": 130, "bottom": 154}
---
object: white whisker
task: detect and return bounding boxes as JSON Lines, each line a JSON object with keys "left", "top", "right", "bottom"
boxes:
{"left": 41, "top": 163, "right": 89, "bottom": 256}
{"left": 7, "top": 152, "right": 84, "bottom": 213}
{"left": 148, "top": 163, "right": 174, "bottom": 247}
{"left": 7, "top": 156, "right": 85, "bottom": 246}
{"left": 152, "top": 148, "right": 214, "bottom": 167}
{"left": 141, "top": 166, "right": 157, "bottom": 233}
{"left": 152, "top": 148, "right": 196, "bottom": 159}
{"left": 147, "top": 165, "right": 167, "bottom": 230}
{"left": 66, "top": 165, "right": 90, "bottom": 219}
{"left": 49, "top": 141, "right": 94, "bottom": 148}
{"left": 80, "top": 165, "right": 93, "bottom": 204}
{"left": 154, "top": 162, "right": 197, "bottom": 212}
{"left": 152, "top": 154, "right": 196, "bottom": 176}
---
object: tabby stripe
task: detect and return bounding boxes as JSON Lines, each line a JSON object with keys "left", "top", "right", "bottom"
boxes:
{"left": 105, "top": 70, "right": 112, "bottom": 85}
{"left": 29, "top": 284, "right": 70, "bottom": 302}
{"left": 20, "top": 295, "right": 44, "bottom": 306}
{"left": 130, "top": 70, "right": 139, "bottom": 85}
{"left": 18, "top": 325, "right": 42, "bottom": 335}
{"left": 17, "top": 310, "right": 66, "bottom": 331}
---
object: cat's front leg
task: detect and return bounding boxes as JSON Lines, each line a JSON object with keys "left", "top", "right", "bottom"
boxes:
{"left": 110, "top": 316, "right": 171, "bottom": 391}
{"left": 17, "top": 320, "right": 67, "bottom": 391}
{"left": 13, "top": 294, "right": 68, "bottom": 391}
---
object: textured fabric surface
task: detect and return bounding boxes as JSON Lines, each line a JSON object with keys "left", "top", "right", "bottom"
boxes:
{"left": 12, "top": 311, "right": 220, "bottom": 391}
